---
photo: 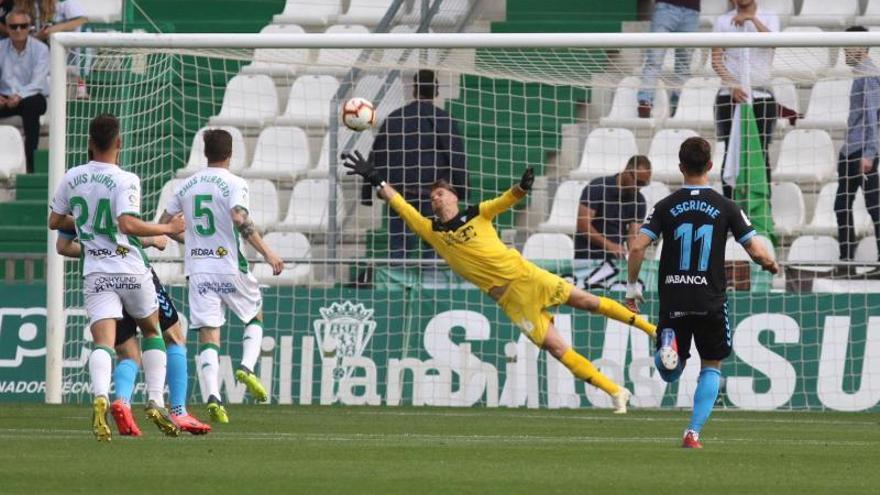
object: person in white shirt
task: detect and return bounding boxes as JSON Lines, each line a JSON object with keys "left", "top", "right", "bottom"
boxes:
{"left": 161, "top": 129, "right": 283, "bottom": 423}
{"left": 48, "top": 113, "right": 186, "bottom": 441}
{"left": 711, "top": 0, "right": 780, "bottom": 198}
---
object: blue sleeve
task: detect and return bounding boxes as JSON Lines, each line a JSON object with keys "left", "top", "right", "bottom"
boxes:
{"left": 730, "top": 204, "right": 757, "bottom": 245}
{"left": 863, "top": 77, "right": 880, "bottom": 161}
{"left": 639, "top": 202, "right": 662, "bottom": 241}
{"left": 58, "top": 229, "right": 77, "bottom": 240}
{"left": 635, "top": 192, "right": 647, "bottom": 224}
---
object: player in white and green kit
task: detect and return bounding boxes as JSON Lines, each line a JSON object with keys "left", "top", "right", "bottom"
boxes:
{"left": 161, "top": 128, "right": 283, "bottom": 422}
{"left": 49, "top": 113, "right": 186, "bottom": 441}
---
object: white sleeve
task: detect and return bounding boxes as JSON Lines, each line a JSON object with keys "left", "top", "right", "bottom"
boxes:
{"left": 165, "top": 186, "right": 182, "bottom": 215}
{"left": 57, "top": 1, "right": 87, "bottom": 21}
{"left": 765, "top": 13, "right": 780, "bottom": 33}
{"left": 713, "top": 14, "right": 726, "bottom": 33}
{"left": 50, "top": 174, "right": 70, "bottom": 215}
{"left": 232, "top": 178, "right": 249, "bottom": 212}
{"left": 114, "top": 174, "right": 142, "bottom": 218}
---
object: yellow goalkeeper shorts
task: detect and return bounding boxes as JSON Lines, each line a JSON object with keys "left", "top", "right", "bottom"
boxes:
{"left": 496, "top": 264, "right": 573, "bottom": 346}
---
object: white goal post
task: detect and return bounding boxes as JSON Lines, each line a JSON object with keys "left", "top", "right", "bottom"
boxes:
{"left": 46, "top": 31, "right": 880, "bottom": 409}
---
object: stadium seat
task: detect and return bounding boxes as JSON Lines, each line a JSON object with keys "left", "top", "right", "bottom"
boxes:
{"left": 402, "top": 0, "right": 471, "bottom": 26}
{"left": 246, "top": 179, "right": 281, "bottom": 229}
{"left": 773, "top": 129, "right": 836, "bottom": 184}
{"left": 150, "top": 262, "right": 185, "bottom": 285}
{"left": 787, "top": 235, "right": 840, "bottom": 272}
{"left": 277, "top": 178, "right": 345, "bottom": 233}
{"left": 273, "top": 0, "right": 342, "bottom": 26}
{"left": 178, "top": 126, "right": 248, "bottom": 177}
{"left": 241, "top": 24, "right": 310, "bottom": 77}
{"left": 354, "top": 74, "right": 405, "bottom": 125}
{"left": 639, "top": 181, "right": 671, "bottom": 216}
{"left": 305, "top": 24, "right": 370, "bottom": 75}
{"left": 251, "top": 232, "right": 313, "bottom": 285}
{"left": 537, "top": 180, "right": 589, "bottom": 234}
{"left": 710, "top": 140, "right": 724, "bottom": 182}
{"left": 337, "top": 0, "right": 398, "bottom": 26}
{"left": 569, "top": 127, "right": 637, "bottom": 180}
{"left": 0, "top": 126, "right": 25, "bottom": 180}
{"left": 772, "top": 27, "right": 831, "bottom": 81}
{"left": 311, "top": 127, "right": 373, "bottom": 178}
{"left": 802, "top": 182, "right": 874, "bottom": 236}
{"left": 240, "top": 126, "right": 311, "bottom": 181}
{"left": 77, "top": 0, "right": 123, "bottom": 23}
{"left": 275, "top": 75, "right": 340, "bottom": 129}
{"left": 724, "top": 234, "right": 776, "bottom": 262}
{"left": 761, "top": 0, "right": 796, "bottom": 25}
{"left": 648, "top": 128, "right": 700, "bottom": 183}
{"left": 771, "top": 77, "right": 799, "bottom": 130}
{"left": 855, "top": 236, "right": 879, "bottom": 262}
{"left": 788, "top": 0, "right": 859, "bottom": 29}
{"left": 856, "top": 0, "right": 880, "bottom": 26}
{"left": 798, "top": 79, "right": 851, "bottom": 131}
{"left": 663, "top": 77, "right": 719, "bottom": 130}
{"left": 659, "top": 46, "right": 702, "bottom": 76}
{"left": 208, "top": 75, "right": 278, "bottom": 128}
{"left": 522, "top": 233, "right": 575, "bottom": 260}
{"left": 598, "top": 76, "right": 669, "bottom": 129}
{"left": 152, "top": 179, "right": 183, "bottom": 222}
{"left": 770, "top": 182, "right": 806, "bottom": 237}
{"left": 145, "top": 238, "right": 183, "bottom": 261}
{"left": 699, "top": 0, "right": 729, "bottom": 28}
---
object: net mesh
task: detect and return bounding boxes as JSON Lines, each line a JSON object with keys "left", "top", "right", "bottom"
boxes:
{"left": 55, "top": 37, "right": 880, "bottom": 412}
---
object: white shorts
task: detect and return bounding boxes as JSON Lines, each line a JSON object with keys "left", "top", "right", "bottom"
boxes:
{"left": 84, "top": 272, "right": 159, "bottom": 327}
{"left": 188, "top": 272, "right": 262, "bottom": 329}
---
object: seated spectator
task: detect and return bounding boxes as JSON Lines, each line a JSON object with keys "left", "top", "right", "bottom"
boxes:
{"left": 0, "top": 9, "right": 48, "bottom": 173}
{"left": 575, "top": 155, "right": 652, "bottom": 260}
{"left": 20, "top": 0, "right": 88, "bottom": 97}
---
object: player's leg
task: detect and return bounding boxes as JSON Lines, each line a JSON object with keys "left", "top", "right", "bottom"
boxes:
{"left": 110, "top": 322, "right": 143, "bottom": 437}
{"left": 682, "top": 311, "right": 731, "bottom": 448}
{"left": 565, "top": 286, "right": 656, "bottom": 338}
{"left": 198, "top": 326, "right": 228, "bottom": 423}
{"left": 84, "top": 275, "right": 122, "bottom": 442}
{"left": 654, "top": 319, "right": 689, "bottom": 382}
{"left": 226, "top": 272, "right": 268, "bottom": 402}
{"left": 134, "top": 311, "right": 180, "bottom": 437}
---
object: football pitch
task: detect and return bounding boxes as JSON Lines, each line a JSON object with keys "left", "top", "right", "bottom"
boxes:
{"left": 1, "top": 405, "right": 877, "bottom": 494}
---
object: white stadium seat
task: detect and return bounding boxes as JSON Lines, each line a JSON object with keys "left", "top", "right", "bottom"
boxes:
{"left": 353, "top": 74, "right": 405, "bottom": 125}
{"left": 145, "top": 238, "right": 183, "bottom": 261}
{"left": 663, "top": 77, "right": 719, "bottom": 130}
{"left": 241, "top": 126, "right": 311, "bottom": 181}
{"left": 252, "top": 232, "right": 313, "bottom": 285}
{"left": 788, "top": 0, "right": 859, "bottom": 29}
{"left": 773, "top": 129, "right": 836, "bottom": 184}
{"left": 246, "top": 179, "right": 281, "bottom": 229}
{"left": 802, "top": 182, "right": 874, "bottom": 236}
{"left": 699, "top": 0, "right": 729, "bottom": 28}
{"left": 150, "top": 262, "right": 185, "bottom": 285}
{"left": 725, "top": 235, "right": 776, "bottom": 262}
{"left": 277, "top": 179, "right": 345, "bottom": 233}
{"left": 153, "top": 179, "right": 182, "bottom": 222}
{"left": 273, "top": 0, "right": 342, "bottom": 26}
{"left": 208, "top": 75, "right": 278, "bottom": 128}
{"left": 648, "top": 128, "right": 700, "bottom": 183}
{"left": 772, "top": 27, "right": 831, "bottom": 81}
{"left": 0, "top": 126, "right": 25, "bottom": 180}
{"left": 304, "top": 24, "right": 370, "bottom": 76}
{"left": 787, "top": 235, "right": 840, "bottom": 272}
{"left": 337, "top": 0, "right": 398, "bottom": 26}
{"left": 856, "top": 0, "right": 880, "bottom": 26}
{"left": 599, "top": 76, "right": 669, "bottom": 129}
{"left": 771, "top": 77, "right": 799, "bottom": 130}
{"left": 537, "top": 180, "right": 588, "bottom": 234}
{"left": 178, "top": 126, "right": 248, "bottom": 177}
{"left": 640, "top": 182, "right": 671, "bottom": 216}
{"left": 770, "top": 182, "right": 806, "bottom": 237}
{"left": 77, "top": 0, "right": 123, "bottom": 23}
{"left": 241, "top": 24, "right": 310, "bottom": 77}
{"left": 522, "top": 233, "right": 575, "bottom": 260}
{"left": 761, "top": 0, "right": 795, "bottom": 25}
{"left": 855, "top": 236, "right": 879, "bottom": 262}
{"left": 275, "top": 75, "right": 340, "bottom": 129}
{"left": 311, "top": 128, "right": 373, "bottom": 178}
{"left": 569, "top": 127, "right": 637, "bottom": 180}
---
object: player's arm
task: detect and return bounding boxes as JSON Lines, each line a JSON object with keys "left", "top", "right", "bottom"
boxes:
{"left": 231, "top": 206, "right": 283, "bottom": 276}
{"left": 55, "top": 229, "right": 81, "bottom": 258}
{"left": 342, "top": 151, "right": 433, "bottom": 238}
{"left": 743, "top": 238, "right": 779, "bottom": 274}
{"left": 729, "top": 206, "right": 778, "bottom": 274}
{"left": 118, "top": 213, "right": 184, "bottom": 237}
{"left": 479, "top": 168, "right": 533, "bottom": 219}
{"left": 139, "top": 235, "right": 167, "bottom": 251}
{"left": 576, "top": 204, "right": 626, "bottom": 258}
{"left": 47, "top": 211, "right": 75, "bottom": 231}
{"left": 625, "top": 232, "right": 653, "bottom": 312}
{"left": 158, "top": 211, "right": 186, "bottom": 244}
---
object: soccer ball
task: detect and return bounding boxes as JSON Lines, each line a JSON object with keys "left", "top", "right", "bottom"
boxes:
{"left": 342, "top": 97, "right": 376, "bottom": 132}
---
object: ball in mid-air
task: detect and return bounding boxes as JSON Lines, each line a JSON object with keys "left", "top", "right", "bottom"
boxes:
{"left": 342, "top": 97, "right": 376, "bottom": 132}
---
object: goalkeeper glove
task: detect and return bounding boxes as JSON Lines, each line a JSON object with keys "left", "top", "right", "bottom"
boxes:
{"left": 341, "top": 151, "right": 382, "bottom": 187}
{"left": 519, "top": 167, "right": 535, "bottom": 192}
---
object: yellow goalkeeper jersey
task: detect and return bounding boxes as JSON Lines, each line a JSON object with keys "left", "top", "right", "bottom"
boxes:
{"left": 388, "top": 188, "right": 532, "bottom": 292}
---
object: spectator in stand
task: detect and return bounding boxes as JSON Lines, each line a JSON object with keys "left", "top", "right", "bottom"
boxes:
{"left": 367, "top": 69, "right": 469, "bottom": 259}
{"left": 0, "top": 9, "right": 48, "bottom": 173}
{"left": 836, "top": 26, "right": 880, "bottom": 265}
{"left": 575, "top": 155, "right": 652, "bottom": 260}
{"left": 638, "top": 0, "right": 700, "bottom": 118}
{"left": 0, "top": 0, "right": 15, "bottom": 38}
{"left": 712, "top": 0, "right": 779, "bottom": 198}
{"left": 16, "top": 0, "right": 88, "bottom": 97}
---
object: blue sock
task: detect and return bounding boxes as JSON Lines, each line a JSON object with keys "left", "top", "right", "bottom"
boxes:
{"left": 654, "top": 351, "right": 684, "bottom": 383}
{"left": 167, "top": 344, "right": 188, "bottom": 416}
{"left": 113, "top": 359, "right": 138, "bottom": 404}
{"left": 688, "top": 367, "right": 722, "bottom": 433}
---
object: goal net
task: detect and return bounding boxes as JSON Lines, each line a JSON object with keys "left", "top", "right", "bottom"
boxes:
{"left": 47, "top": 32, "right": 880, "bottom": 412}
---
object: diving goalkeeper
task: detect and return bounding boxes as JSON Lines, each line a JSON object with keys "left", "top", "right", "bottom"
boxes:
{"left": 342, "top": 151, "right": 657, "bottom": 413}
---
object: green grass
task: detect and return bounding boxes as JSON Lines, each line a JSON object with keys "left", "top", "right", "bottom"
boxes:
{"left": 1, "top": 405, "right": 878, "bottom": 494}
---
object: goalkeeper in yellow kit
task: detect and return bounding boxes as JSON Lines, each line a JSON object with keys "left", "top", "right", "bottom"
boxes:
{"left": 342, "top": 151, "right": 657, "bottom": 413}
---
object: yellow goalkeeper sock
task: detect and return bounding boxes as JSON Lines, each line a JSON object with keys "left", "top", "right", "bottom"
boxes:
{"left": 559, "top": 348, "right": 620, "bottom": 395}
{"left": 597, "top": 296, "right": 657, "bottom": 338}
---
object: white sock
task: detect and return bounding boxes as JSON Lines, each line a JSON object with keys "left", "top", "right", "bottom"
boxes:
{"left": 89, "top": 346, "right": 113, "bottom": 398}
{"left": 142, "top": 348, "right": 167, "bottom": 408}
{"left": 240, "top": 323, "right": 263, "bottom": 372}
{"left": 198, "top": 347, "right": 220, "bottom": 402}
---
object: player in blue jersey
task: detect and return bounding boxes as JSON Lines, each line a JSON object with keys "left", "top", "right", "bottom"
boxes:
{"left": 625, "top": 137, "right": 778, "bottom": 448}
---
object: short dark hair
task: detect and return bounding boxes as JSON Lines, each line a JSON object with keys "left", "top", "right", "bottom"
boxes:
{"left": 89, "top": 113, "right": 120, "bottom": 152}
{"left": 679, "top": 137, "right": 712, "bottom": 176}
{"left": 430, "top": 178, "right": 458, "bottom": 198}
{"left": 203, "top": 129, "right": 233, "bottom": 163}
{"left": 846, "top": 25, "right": 868, "bottom": 33}
{"left": 624, "top": 155, "right": 651, "bottom": 171}
{"left": 414, "top": 70, "right": 438, "bottom": 100}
